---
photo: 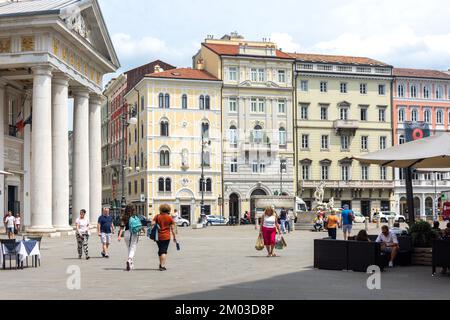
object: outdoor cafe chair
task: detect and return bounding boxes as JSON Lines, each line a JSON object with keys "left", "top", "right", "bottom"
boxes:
{"left": 0, "top": 239, "right": 19, "bottom": 270}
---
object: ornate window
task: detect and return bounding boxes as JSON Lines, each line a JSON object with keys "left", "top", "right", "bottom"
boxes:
{"left": 160, "top": 150, "right": 170, "bottom": 167}
{"left": 182, "top": 94, "right": 188, "bottom": 109}
{"left": 160, "top": 120, "right": 169, "bottom": 137}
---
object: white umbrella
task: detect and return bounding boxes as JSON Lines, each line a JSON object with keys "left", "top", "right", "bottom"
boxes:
{"left": 354, "top": 133, "right": 450, "bottom": 168}
{"left": 353, "top": 133, "right": 450, "bottom": 222}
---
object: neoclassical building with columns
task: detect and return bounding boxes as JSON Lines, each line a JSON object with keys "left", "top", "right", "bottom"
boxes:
{"left": 0, "top": 0, "right": 119, "bottom": 234}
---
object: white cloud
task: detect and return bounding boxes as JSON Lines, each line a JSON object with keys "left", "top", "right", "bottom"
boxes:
{"left": 112, "top": 33, "right": 170, "bottom": 58}
{"left": 270, "top": 32, "right": 301, "bottom": 52}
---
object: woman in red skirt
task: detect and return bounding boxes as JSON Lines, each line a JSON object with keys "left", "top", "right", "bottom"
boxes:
{"left": 260, "top": 207, "right": 281, "bottom": 257}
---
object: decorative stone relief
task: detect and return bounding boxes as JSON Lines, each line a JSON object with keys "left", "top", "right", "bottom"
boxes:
{"left": 21, "top": 36, "right": 34, "bottom": 52}
{"left": 0, "top": 38, "right": 11, "bottom": 53}
{"left": 65, "top": 13, "right": 91, "bottom": 42}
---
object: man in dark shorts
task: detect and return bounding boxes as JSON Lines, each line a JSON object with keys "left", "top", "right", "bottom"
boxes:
{"left": 97, "top": 208, "right": 114, "bottom": 258}
{"left": 152, "top": 204, "right": 177, "bottom": 271}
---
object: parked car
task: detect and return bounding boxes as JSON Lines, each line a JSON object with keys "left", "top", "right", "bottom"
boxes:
{"left": 177, "top": 217, "right": 190, "bottom": 227}
{"left": 206, "top": 215, "right": 228, "bottom": 226}
{"left": 352, "top": 212, "right": 366, "bottom": 223}
{"left": 373, "top": 211, "right": 406, "bottom": 223}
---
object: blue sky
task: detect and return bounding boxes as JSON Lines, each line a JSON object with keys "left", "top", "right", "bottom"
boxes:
{"left": 69, "top": 0, "right": 450, "bottom": 130}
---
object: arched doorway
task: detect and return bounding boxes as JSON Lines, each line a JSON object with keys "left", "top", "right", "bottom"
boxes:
{"left": 425, "top": 197, "right": 433, "bottom": 216}
{"left": 229, "top": 193, "right": 240, "bottom": 220}
{"left": 400, "top": 197, "right": 407, "bottom": 216}
{"left": 250, "top": 188, "right": 268, "bottom": 220}
{"left": 414, "top": 197, "right": 421, "bottom": 216}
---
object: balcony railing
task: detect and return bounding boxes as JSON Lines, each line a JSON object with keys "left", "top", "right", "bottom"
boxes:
{"left": 301, "top": 180, "right": 394, "bottom": 189}
{"left": 333, "top": 120, "right": 359, "bottom": 136}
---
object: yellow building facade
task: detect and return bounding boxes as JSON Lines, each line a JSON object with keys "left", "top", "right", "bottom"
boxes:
{"left": 193, "top": 33, "right": 295, "bottom": 220}
{"left": 292, "top": 54, "right": 395, "bottom": 216}
{"left": 125, "top": 68, "right": 223, "bottom": 223}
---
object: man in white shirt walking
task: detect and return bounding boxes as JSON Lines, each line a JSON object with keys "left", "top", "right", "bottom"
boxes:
{"left": 376, "top": 225, "right": 399, "bottom": 268}
{"left": 4, "top": 211, "right": 16, "bottom": 239}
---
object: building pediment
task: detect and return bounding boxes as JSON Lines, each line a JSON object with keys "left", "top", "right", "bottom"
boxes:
{"left": 238, "top": 80, "right": 252, "bottom": 87}
{"left": 300, "top": 158, "right": 312, "bottom": 165}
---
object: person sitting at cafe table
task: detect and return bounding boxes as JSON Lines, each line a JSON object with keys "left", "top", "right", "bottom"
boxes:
{"left": 376, "top": 225, "right": 399, "bottom": 268}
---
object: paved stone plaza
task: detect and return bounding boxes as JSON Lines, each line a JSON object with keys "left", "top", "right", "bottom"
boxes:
{"left": 1, "top": 224, "right": 448, "bottom": 300}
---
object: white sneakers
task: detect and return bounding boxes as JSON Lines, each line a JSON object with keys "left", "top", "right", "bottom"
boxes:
{"left": 389, "top": 261, "right": 394, "bottom": 268}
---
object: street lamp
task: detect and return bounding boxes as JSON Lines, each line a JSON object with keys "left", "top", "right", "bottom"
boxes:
{"left": 120, "top": 105, "right": 138, "bottom": 210}
{"left": 200, "top": 131, "right": 211, "bottom": 224}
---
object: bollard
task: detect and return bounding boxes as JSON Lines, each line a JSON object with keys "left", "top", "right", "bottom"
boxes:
{"left": 376, "top": 218, "right": 380, "bottom": 229}
{"left": 365, "top": 219, "right": 369, "bottom": 232}
{"left": 388, "top": 217, "right": 394, "bottom": 229}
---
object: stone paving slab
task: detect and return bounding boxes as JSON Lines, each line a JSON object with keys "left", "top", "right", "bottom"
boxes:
{"left": 0, "top": 224, "right": 448, "bottom": 300}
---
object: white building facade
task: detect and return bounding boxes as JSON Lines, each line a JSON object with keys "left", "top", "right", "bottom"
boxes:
{"left": 0, "top": 0, "right": 119, "bottom": 233}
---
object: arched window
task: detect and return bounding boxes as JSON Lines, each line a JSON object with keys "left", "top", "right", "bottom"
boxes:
{"left": 437, "top": 110, "right": 443, "bottom": 124}
{"left": 160, "top": 150, "right": 170, "bottom": 167}
{"left": 398, "top": 109, "right": 405, "bottom": 122}
{"left": 165, "top": 178, "right": 172, "bottom": 192}
{"left": 140, "top": 152, "right": 144, "bottom": 168}
{"left": 199, "top": 178, "right": 205, "bottom": 192}
{"left": 141, "top": 96, "right": 145, "bottom": 111}
{"left": 165, "top": 94, "right": 170, "bottom": 108}
{"left": 202, "top": 151, "right": 210, "bottom": 167}
{"left": 253, "top": 125, "right": 263, "bottom": 143}
{"left": 411, "top": 109, "right": 418, "bottom": 122}
{"left": 201, "top": 122, "right": 209, "bottom": 138}
{"left": 199, "top": 95, "right": 205, "bottom": 110}
{"left": 279, "top": 127, "right": 287, "bottom": 146}
{"left": 159, "top": 93, "right": 164, "bottom": 108}
{"left": 399, "top": 135, "right": 405, "bottom": 145}
{"left": 229, "top": 125, "right": 238, "bottom": 146}
{"left": 182, "top": 94, "right": 188, "bottom": 109}
{"left": 158, "top": 178, "right": 165, "bottom": 192}
{"left": 205, "top": 95, "right": 210, "bottom": 110}
{"left": 436, "top": 86, "right": 443, "bottom": 99}
{"left": 160, "top": 120, "right": 169, "bottom": 137}
{"left": 206, "top": 178, "right": 212, "bottom": 192}
{"left": 424, "top": 109, "right": 431, "bottom": 123}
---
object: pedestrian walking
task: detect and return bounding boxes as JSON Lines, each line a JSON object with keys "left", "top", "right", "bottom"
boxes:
{"left": 4, "top": 211, "right": 16, "bottom": 239}
{"left": 260, "top": 206, "right": 281, "bottom": 257}
{"left": 341, "top": 205, "right": 354, "bottom": 240}
{"left": 171, "top": 209, "right": 179, "bottom": 235}
{"left": 326, "top": 211, "right": 340, "bottom": 240}
{"left": 117, "top": 205, "right": 140, "bottom": 271}
{"left": 75, "top": 209, "right": 90, "bottom": 260}
{"left": 279, "top": 207, "right": 288, "bottom": 234}
{"left": 97, "top": 207, "right": 114, "bottom": 258}
{"left": 152, "top": 204, "right": 177, "bottom": 271}
{"left": 14, "top": 213, "right": 21, "bottom": 235}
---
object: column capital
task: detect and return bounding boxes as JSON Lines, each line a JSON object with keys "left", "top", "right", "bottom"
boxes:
{"left": 52, "top": 73, "right": 70, "bottom": 87}
{"left": 89, "top": 93, "right": 105, "bottom": 105}
{"left": 31, "top": 65, "right": 54, "bottom": 77}
{"left": 71, "top": 87, "right": 90, "bottom": 99}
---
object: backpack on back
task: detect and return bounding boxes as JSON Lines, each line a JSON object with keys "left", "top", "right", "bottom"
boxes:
{"left": 129, "top": 216, "right": 142, "bottom": 235}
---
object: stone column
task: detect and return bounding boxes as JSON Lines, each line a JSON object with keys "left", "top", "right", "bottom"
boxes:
{"left": 23, "top": 89, "right": 32, "bottom": 228}
{"left": 89, "top": 94, "right": 103, "bottom": 226}
{"left": 72, "top": 88, "right": 90, "bottom": 223}
{"left": 0, "top": 79, "right": 5, "bottom": 218}
{"left": 28, "top": 65, "right": 56, "bottom": 233}
{"left": 52, "top": 74, "right": 72, "bottom": 231}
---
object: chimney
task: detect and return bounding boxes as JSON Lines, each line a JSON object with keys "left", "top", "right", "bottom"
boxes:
{"left": 154, "top": 64, "right": 164, "bottom": 73}
{"left": 197, "top": 59, "right": 205, "bottom": 70}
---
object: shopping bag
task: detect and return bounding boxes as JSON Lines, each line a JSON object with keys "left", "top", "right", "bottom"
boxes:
{"left": 255, "top": 234, "right": 265, "bottom": 251}
{"left": 275, "top": 236, "right": 286, "bottom": 250}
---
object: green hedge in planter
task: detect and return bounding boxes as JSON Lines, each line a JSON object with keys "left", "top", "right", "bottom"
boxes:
{"left": 407, "top": 221, "right": 439, "bottom": 248}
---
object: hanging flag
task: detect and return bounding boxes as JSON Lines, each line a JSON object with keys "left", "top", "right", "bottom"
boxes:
{"left": 16, "top": 111, "right": 24, "bottom": 132}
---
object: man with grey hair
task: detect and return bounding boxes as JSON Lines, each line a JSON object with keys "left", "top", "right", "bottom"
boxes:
{"left": 97, "top": 207, "right": 114, "bottom": 258}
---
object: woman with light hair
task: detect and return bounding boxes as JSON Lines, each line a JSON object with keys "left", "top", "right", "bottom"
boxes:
{"left": 260, "top": 206, "right": 281, "bottom": 257}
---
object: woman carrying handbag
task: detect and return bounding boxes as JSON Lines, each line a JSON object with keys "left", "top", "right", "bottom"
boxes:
{"left": 260, "top": 207, "right": 281, "bottom": 257}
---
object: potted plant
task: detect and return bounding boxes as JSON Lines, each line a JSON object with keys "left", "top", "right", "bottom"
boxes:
{"left": 408, "top": 220, "right": 439, "bottom": 266}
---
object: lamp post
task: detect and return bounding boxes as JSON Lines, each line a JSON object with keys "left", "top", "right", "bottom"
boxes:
{"left": 120, "top": 105, "right": 137, "bottom": 210}
{"left": 200, "top": 131, "right": 211, "bottom": 224}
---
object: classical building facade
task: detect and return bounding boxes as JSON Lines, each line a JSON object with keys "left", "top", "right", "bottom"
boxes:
{"left": 0, "top": 0, "right": 119, "bottom": 233}
{"left": 102, "top": 60, "right": 175, "bottom": 212}
{"left": 124, "top": 68, "right": 222, "bottom": 223}
{"left": 291, "top": 53, "right": 394, "bottom": 215}
{"left": 393, "top": 68, "right": 450, "bottom": 217}
{"left": 193, "top": 33, "right": 295, "bottom": 219}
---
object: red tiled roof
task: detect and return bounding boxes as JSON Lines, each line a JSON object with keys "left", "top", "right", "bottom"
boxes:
{"left": 146, "top": 68, "right": 220, "bottom": 81}
{"left": 203, "top": 43, "right": 293, "bottom": 59}
{"left": 288, "top": 53, "right": 390, "bottom": 67}
{"left": 393, "top": 68, "right": 450, "bottom": 80}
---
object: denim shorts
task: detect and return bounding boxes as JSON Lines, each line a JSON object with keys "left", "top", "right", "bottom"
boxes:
{"left": 342, "top": 225, "right": 353, "bottom": 233}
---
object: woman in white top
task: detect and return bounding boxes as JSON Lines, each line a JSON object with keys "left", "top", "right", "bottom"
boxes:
{"left": 260, "top": 207, "right": 281, "bottom": 257}
{"left": 75, "top": 209, "right": 90, "bottom": 260}
{"left": 15, "top": 214, "right": 21, "bottom": 234}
